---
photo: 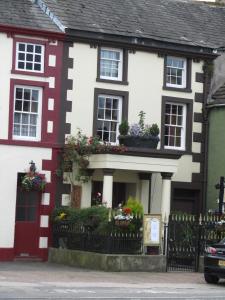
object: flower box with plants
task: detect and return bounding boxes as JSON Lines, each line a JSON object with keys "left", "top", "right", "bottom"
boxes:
{"left": 118, "top": 111, "right": 160, "bottom": 149}
{"left": 57, "top": 130, "right": 127, "bottom": 183}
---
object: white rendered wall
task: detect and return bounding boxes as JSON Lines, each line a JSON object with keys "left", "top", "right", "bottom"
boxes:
{"left": 0, "top": 33, "right": 12, "bottom": 139}
{"left": 0, "top": 145, "right": 51, "bottom": 248}
{"left": 67, "top": 43, "right": 204, "bottom": 210}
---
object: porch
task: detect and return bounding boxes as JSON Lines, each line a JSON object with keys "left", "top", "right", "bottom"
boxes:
{"left": 80, "top": 149, "right": 181, "bottom": 220}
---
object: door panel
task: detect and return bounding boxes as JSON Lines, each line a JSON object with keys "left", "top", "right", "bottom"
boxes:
{"left": 14, "top": 188, "right": 40, "bottom": 257}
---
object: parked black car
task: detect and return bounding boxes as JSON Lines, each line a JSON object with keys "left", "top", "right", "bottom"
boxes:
{"left": 204, "top": 237, "right": 225, "bottom": 284}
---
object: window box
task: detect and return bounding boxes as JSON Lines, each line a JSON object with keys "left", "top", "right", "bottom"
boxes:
{"left": 118, "top": 135, "right": 159, "bottom": 149}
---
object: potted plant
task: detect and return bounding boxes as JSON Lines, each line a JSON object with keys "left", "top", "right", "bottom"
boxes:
{"left": 118, "top": 111, "right": 160, "bottom": 149}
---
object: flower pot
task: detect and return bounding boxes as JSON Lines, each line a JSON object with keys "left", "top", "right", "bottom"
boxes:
{"left": 118, "top": 135, "right": 159, "bottom": 149}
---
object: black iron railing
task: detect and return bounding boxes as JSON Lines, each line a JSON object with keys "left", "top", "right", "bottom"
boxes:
{"left": 52, "top": 222, "right": 143, "bottom": 255}
{"left": 166, "top": 214, "right": 225, "bottom": 272}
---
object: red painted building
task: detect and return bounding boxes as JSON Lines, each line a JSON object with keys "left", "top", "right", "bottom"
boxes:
{"left": 0, "top": 0, "right": 69, "bottom": 261}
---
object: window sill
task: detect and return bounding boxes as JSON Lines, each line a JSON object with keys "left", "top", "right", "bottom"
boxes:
{"left": 11, "top": 69, "right": 46, "bottom": 77}
{"left": 96, "top": 78, "right": 129, "bottom": 85}
{"left": 162, "top": 85, "right": 192, "bottom": 93}
{"left": 162, "top": 147, "right": 192, "bottom": 155}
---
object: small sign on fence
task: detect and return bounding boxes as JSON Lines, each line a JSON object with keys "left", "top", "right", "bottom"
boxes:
{"left": 143, "top": 214, "right": 162, "bottom": 246}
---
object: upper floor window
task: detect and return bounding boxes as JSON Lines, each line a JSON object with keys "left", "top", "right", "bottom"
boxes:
{"left": 165, "top": 56, "right": 187, "bottom": 88}
{"left": 99, "top": 48, "right": 123, "bottom": 81}
{"left": 96, "top": 94, "right": 122, "bottom": 143}
{"left": 164, "top": 103, "right": 186, "bottom": 150}
{"left": 16, "top": 42, "right": 44, "bottom": 73}
{"left": 13, "top": 86, "right": 42, "bottom": 141}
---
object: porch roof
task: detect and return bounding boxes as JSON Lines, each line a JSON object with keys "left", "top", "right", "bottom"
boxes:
{"left": 88, "top": 150, "right": 181, "bottom": 174}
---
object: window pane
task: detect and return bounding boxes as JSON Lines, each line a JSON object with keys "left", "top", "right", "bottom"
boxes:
{"left": 14, "top": 113, "right": 21, "bottom": 123}
{"left": 13, "top": 124, "right": 20, "bottom": 135}
{"left": 111, "top": 122, "right": 117, "bottom": 131}
{"left": 35, "top": 45, "right": 42, "bottom": 53}
{"left": 112, "top": 110, "right": 118, "bottom": 121}
{"left": 27, "top": 44, "right": 34, "bottom": 52}
{"left": 29, "top": 126, "right": 37, "bottom": 137}
{"left": 22, "top": 114, "right": 29, "bottom": 124}
{"left": 26, "top": 63, "right": 33, "bottom": 70}
{"left": 31, "top": 102, "right": 38, "bottom": 113}
{"left": 30, "top": 115, "right": 37, "bottom": 125}
{"left": 34, "top": 64, "right": 41, "bottom": 71}
{"left": 16, "top": 88, "right": 23, "bottom": 99}
{"left": 98, "top": 97, "right": 105, "bottom": 109}
{"left": 26, "top": 54, "right": 33, "bottom": 62}
{"left": 15, "top": 100, "right": 22, "bottom": 111}
{"left": 98, "top": 109, "right": 104, "bottom": 119}
{"left": 32, "top": 90, "right": 39, "bottom": 101}
{"left": 113, "top": 99, "right": 118, "bottom": 109}
{"left": 21, "top": 125, "right": 29, "bottom": 136}
{"left": 23, "top": 101, "right": 30, "bottom": 112}
{"left": 105, "top": 109, "right": 111, "bottom": 120}
{"left": 18, "top": 43, "right": 25, "bottom": 51}
{"left": 106, "top": 98, "right": 112, "bottom": 109}
{"left": 35, "top": 55, "right": 41, "bottom": 62}
{"left": 97, "top": 120, "right": 103, "bottom": 131}
{"left": 110, "top": 132, "right": 116, "bottom": 143}
{"left": 18, "top": 53, "right": 25, "bottom": 60}
{"left": 18, "top": 62, "right": 24, "bottom": 69}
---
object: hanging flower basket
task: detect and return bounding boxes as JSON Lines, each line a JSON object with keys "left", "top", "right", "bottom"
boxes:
{"left": 21, "top": 172, "right": 46, "bottom": 192}
{"left": 115, "top": 219, "right": 130, "bottom": 227}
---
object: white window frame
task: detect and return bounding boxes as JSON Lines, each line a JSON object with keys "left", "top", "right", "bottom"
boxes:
{"left": 96, "top": 94, "right": 122, "bottom": 144}
{"left": 13, "top": 85, "right": 43, "bottom": 141}
{"left": 164, "top": 102, "right": 187, "bottom": 151}
{"left": 16, "top": 42, "right": 45, "bottom": 73}
{"left": 100, "top": 47, "right": 123, "bottom": 81}
{"left": 166, "top": 56, "right": 187, "bottom": 88}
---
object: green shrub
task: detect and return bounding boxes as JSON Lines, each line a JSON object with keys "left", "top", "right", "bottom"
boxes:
{"left": 124, "top": 196, "right": 143, "bottom": 215}
{"left": 119, "top": 120, "right": 129, "bottom": 135}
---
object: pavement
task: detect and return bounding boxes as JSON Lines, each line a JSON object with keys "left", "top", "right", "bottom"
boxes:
{"left": 0, "top": 262, "right": 224, "bottom": 299}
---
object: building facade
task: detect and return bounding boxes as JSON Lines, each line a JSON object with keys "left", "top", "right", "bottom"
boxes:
{"left": 0, "top": 0, "right": 69, "bottom": 261}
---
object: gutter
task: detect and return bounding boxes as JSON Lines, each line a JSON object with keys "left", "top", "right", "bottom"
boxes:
{"left": 65, "top": 28, "right": 218, "bottom": 59}
{"left": 0, "top": 23, "right": 65, "bottom": 41}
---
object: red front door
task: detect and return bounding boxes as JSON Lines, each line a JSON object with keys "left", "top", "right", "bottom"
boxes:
{"left": 14, "top": 188, "right": 40, "bottom": 258}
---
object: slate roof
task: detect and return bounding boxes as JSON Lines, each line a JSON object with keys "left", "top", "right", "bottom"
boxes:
{"left": 40, "top": 0, "right": 225, "bottom": 49}
{"left": 0, "top": 0, "right": 60, "bottom": 32}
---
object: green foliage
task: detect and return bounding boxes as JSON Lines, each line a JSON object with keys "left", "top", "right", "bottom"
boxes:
{"left": 124, "top": 196, "right": 143, "bottom": 215}
{"left": 119, "top": 120, "right": 129, "bottom": 135}
{"left": 138, "top": 110, "right": 146, "bottom": 132}
{"left": 51, "top": 205, "right": 110, "bottom": 233}
{"left": 149, "top": 123, "right": 160, "bottom": 137}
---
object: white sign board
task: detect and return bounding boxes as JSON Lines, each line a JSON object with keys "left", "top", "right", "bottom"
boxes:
{"left": 143, "top": 215, "right": 162, "bottom": 246}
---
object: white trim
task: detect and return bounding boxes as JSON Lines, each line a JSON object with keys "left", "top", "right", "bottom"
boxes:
{"left": 15, "top": 42, "right": 45, "bottom": 73}
{"left": 100, "top": 47, "right": 123, "bottom": 81}
{"left": 12, "top": 85, "right": 43, "bottom": 141}
{"left": 166, "top": 56, "right": 187, "bottom": 89}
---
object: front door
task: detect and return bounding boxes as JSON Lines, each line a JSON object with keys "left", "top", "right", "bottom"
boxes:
{"left": 14, "top": 176, "right": 40, "bottom": 258}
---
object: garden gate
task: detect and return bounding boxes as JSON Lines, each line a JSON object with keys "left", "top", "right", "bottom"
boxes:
{"left": 166, "top": 214, "right": 225, "bottom": 272}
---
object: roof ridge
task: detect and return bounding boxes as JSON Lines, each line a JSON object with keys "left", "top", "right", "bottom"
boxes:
{"left": 34, "top": 0, "right": 66, "bottom": 32}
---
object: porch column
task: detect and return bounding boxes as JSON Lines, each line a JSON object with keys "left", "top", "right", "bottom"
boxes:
{"left": 81, "top": 170, "right": 94, "bottom": 208}
{"left": 139, "top": 173, "right": 152, "bottom": 214}
{"left": 161, "top": 172, "right": 173, "bottom": 221}
{"left": 102, "top": 169, "right": 114, "bottom": 208}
